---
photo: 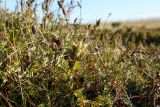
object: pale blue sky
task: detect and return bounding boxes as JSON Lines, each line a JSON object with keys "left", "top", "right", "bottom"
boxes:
{"left": 1, "top": 0, "right": 160, "bottom": 23}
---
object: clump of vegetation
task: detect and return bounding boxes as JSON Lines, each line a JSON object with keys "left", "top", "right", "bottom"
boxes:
{"left": 0, "top": 0, "right": 160, "bottom": 107}
{"left": 111, "top": 22, "right": 121, "bottom": 28}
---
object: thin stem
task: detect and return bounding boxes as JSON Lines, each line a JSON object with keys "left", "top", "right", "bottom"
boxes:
{"left": 0, "top": 92, "right": 13, "bottom": 107}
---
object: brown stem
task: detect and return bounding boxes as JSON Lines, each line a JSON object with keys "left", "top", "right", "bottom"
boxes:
{"left": 0, "top": 92, "right": 13, "bottom": 107}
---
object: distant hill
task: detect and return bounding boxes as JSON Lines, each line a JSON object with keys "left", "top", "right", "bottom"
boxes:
{"left": 100, "top": 18, "right": 160, "bottom": 36}
{"left": 99, "top": 18, "right": 160, "bottom": 30}
{"left": 120, "top": 18, "right": 160, "bottom": 29}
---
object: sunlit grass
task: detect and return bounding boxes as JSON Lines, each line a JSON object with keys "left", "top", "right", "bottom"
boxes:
{"left": 0, "top": 0, "right": 160, "bottom": 107}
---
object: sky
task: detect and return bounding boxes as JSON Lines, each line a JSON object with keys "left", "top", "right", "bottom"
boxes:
{"left": 1, "top": 0, "right": 160, "bottom": 23}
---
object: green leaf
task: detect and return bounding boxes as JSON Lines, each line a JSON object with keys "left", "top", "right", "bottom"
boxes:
{"left": 38, "top": 104, "right": 46, "bottom": 107}
{"left": 73, "top": 61, "right": 81, "bottom": 70}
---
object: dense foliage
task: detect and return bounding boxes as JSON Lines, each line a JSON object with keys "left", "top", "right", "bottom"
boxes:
{"left": 0, "top": 0, "right": 160, "bottom": 107}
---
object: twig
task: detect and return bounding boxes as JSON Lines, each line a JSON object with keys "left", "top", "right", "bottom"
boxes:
{"left": 0, "top": 92, "right": 13, "bottom": 107}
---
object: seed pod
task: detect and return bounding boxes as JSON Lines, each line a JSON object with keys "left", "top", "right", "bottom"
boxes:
{"left": 26, "top": 0, "right": 35, "bottom": 7}
{"left": 58, "top": 0, "right": 63, "bottom": 9}
{"left": 52, "top": 42, "right": 59, "bottom": 51}
{"left": 62, "top": 7, "right": 67, "bottom": 16}
{"left": 88, "top": 62, "right": 95, "bottom": 71}
{"left": 32, "top": 25, "right": 37, "bottom": 34}
{"left": 72, "top": 42, "right": 77, "bottom": 51}
{"left": 96, "top": 19, "right": 101, "bottom": 27}
{"left": 51, "top": 33, "right": 58, "bottom": 43}
{"left": 88, "top": 24, "right": 91, "bottom": 29}
{"left": 20, "top": 0, "right": 24, "bottom": 7}
{"left": 68, "top": 60, "right": 75, "bottom": 68}
{"left": 26, "top": 1, "right": 31, "bottom": 7}
{"left": 42, "top": 2, "right": 49, "bottom": 11}
{"left": 42, "top": 3, "right": 45, "bottom": 10}
{"left": 70, "top": 0, "right": 73, "bottom": 5}
{"left": 47, "top": 12, "right": 54, "bottom": 20}
{"left": 77, "top": 2, "right": 81, "bottom": 8}
{"left": 33, "top": 3, "right": 37, "bottom": 15}
{"left": 74, "top": 18, "right": 78, "bottom": 23}
{"left": 58, "top": 37, "right": 64, "bottom": 51}
{"left": 51, "top": 33, "right": 64, "bottom": 51}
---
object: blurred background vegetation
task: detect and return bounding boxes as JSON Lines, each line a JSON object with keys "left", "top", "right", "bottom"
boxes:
{"left": 0, "top": 0, "right": 160, "bottom": 107}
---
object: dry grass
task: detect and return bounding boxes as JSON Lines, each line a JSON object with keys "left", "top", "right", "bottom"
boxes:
{"left": 0, "top": 1, "right": 160, "bottom": 107}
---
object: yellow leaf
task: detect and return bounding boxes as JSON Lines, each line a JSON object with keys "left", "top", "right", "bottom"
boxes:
{"left": 75, "top": 40, "right": 83, "bottom": 57}
{"left": 73, "top": 61, "right": 81, "bottom": 70}
{"left": 67, "top": 70, "right": 72, "bottom": 75}
{"left": 75, "top": 48, "right": 82, "bottom": 57}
